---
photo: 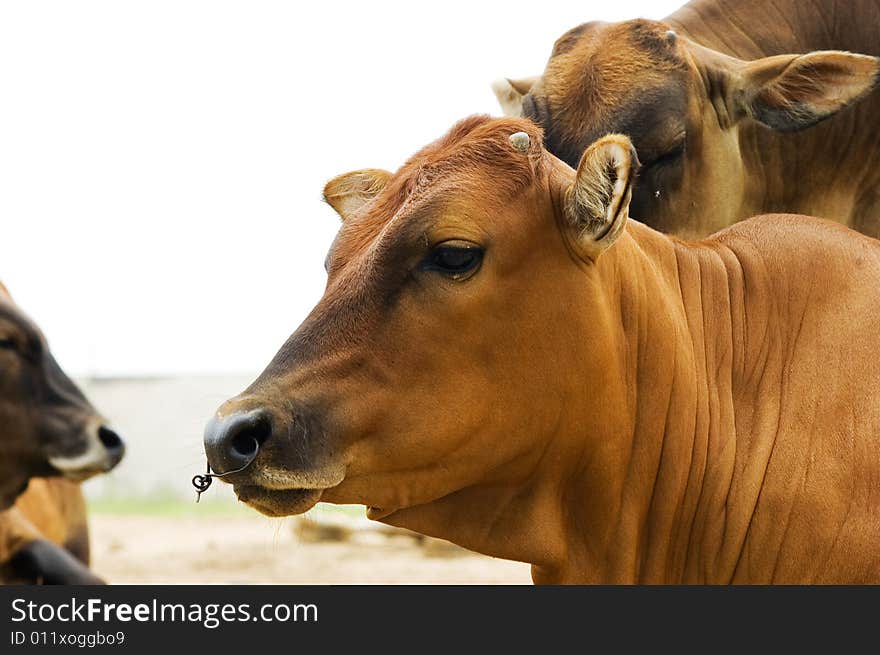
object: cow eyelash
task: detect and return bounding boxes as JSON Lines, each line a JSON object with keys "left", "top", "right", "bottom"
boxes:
{"left": 420, "top": 242, "right": 484, "bottom": 280}
{"left": 645, "top": 142, "right": 685, "bottom": 169}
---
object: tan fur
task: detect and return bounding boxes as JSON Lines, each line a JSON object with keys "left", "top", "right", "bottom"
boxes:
{"left": 742, "top": 51, "right": 880, "bottom": 120}
{"left": 323, "top": 116, "right": 544, "bottom": 272}
{"left": 491, "top": 79, "right": 528, "bottom": 117}
{"left": 0, "top": 478, "right": 90, "bottom": 582}
{"left": 566, "top": 134, "right": 639, "bottom": 245}
{"left": 324, "top": 169, "right": 392, "bottom": 221}
{"left": 209, "top": 116, "right": 880, "bottom": 583}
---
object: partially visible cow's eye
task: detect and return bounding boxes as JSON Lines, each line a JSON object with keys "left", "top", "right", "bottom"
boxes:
{"left": 0, "top": 339, "right": 16, "bottom": 352}
{"left": 644, "top": 141, "right": 685, "bottom": 170}
{"left": 422, "top": 242, "right": 484, "bottom": 279}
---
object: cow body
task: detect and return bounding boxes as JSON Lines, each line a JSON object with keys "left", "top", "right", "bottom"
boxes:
{"left": 495, "top": 0, "right": 880, "bottom": 237}
{"left": 540, "top": 214, "right": 880, "bottom": 583}
{"left": 205, "top": 117, "right": 880, "bottom": 583}
{"left": 0, "top": 478, "right": 100, "bottom": 584}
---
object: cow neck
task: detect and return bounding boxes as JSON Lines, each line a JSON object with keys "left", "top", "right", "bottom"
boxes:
{"left": 733, "top": 115, "right": 880, "bottom": 238}
{"left": 546, "top": 221, "right": 761, "bottom": 583}
{"left": 666, "top": 0, "right": 880, "bottom": 58}
{"left": 669, "top": 0, "right": 880, "bottom": 235}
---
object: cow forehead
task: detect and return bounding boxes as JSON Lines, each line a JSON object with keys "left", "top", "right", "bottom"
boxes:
{"left": 327, "top": 116, "right": 545, "bottom": 271}
{"left": 531, "top": 20, "right": 688, "bottom": 165}
{"left": 0, "top": 298, "right": 44, "bottom": 352}
{"left": 547, "top": 20, "right": 683, "bottom": 78}
{"left": 327, "top": 181, "right": 503, "bottom": 279}
{"left": 326, "top": 194, "right": 441, "bottom": 276}
{"left": 540, "top": 20, "right": 685, "bottom": 116}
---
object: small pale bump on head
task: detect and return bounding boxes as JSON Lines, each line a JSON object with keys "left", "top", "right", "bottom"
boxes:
{"left": 665, "top": 30, "right": 677, "bottom": 45}
{"left": 509, "top": 131, "right": 530, "bottom": 153}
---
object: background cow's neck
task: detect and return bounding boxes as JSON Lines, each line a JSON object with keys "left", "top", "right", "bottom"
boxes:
{"left": 667, "top": 0, "right": 879, "bottom": 57}
{"left": 668, "top": 0, "right": 880, "bottom": 235}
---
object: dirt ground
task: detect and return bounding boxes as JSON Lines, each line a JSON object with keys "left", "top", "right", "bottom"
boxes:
{"left": 88, "top": 513, "right": 532, "bottom": 585}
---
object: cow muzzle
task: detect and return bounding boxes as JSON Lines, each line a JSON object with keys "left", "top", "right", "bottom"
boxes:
{"left": 202, "top": 402, "right": 345, "bottom": 517}
{"left": 48, "top": 418, "right": 125, "bottom": 481}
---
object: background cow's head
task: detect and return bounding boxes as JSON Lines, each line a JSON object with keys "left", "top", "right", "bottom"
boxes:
{"left": 0, "top": 284, "right": 125, "bottom": 509}
{"left": 204, "top": 117, "right": 640, "bottom": 524}
{"left": 493, "top": 19, "right": 880, "bottom": 234}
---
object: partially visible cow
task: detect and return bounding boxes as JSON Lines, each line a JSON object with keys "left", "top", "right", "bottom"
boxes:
{"left": 0, "top": 280, "right": 123, "bottom": 583}
{"left": 493, "top": 0, "right": 880, "bottom": 237}
{"left": 204, "top": 116, "right": 880, "bottom": 583}
{"left": 0, "top": 478, "right": 102, "bottom": 584}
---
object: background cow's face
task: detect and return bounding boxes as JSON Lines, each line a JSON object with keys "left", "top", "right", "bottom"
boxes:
{"left": 494, "top": 19, "right": 880, "bottom": 235}
{"left": 0, "top": 290, "right": 124, "bottom": 509}
{"left": 205, "top": 118, "right": 637, "bottom": 520}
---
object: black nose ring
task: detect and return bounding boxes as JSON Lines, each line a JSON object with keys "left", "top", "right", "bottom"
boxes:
{"left": 192, "top": 437, "right": 260, "bottom": 502}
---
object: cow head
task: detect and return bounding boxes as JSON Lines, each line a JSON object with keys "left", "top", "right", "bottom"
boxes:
{"left": 204, "top": 117, "right": 639, "bottom": 527}
{"left": 0, "top": 284, "right": 125, "bottom": 509}
{"left": 493, "top": 19, "right": 880, "bottom": 233}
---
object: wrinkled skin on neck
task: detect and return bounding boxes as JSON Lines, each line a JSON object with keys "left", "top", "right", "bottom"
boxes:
{"left": 360, "top": 213, "right": 880, "bottom": 584}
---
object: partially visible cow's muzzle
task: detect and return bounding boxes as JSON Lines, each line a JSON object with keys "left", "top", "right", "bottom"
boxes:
{"left": 47, "top": 418, "right": 126, "bottom": 481}
{"left": 203, "top": 408, "right": 271, "bottom": 475}
{"left": 203, "top": 399, "right": 346, "bottom": 517}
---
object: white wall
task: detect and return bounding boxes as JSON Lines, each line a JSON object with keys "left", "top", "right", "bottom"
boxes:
{"left": 0, "top": 0, "right": 681, "bottom": 377}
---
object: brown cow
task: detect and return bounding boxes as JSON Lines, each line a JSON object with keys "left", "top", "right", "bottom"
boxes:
{"left": 0, "top": 281, "right": 122, "bottom": 583}
{"left": 0, "top": 478, "right": 102, "bottom": 584}
{"left": 204, "top": 116, "right": 880, "bottom": 583}
{"left": 493, "top": 0, "right": 880, "bottom": 237}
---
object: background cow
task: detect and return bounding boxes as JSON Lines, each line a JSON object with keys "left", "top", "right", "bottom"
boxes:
{"left": 0, "top": 478, "right": 102, "bottom": 584}
{"left": 493, "top": 0, "right": 880, "bottom": 237}
{"left": 203, "top": 116, "right": 880, "bottom": 583}
{"left": 0, "top": 281, "right": 123, "bottom": 583}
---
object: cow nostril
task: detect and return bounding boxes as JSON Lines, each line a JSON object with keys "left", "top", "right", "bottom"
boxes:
{"left": 98, "top": 426, "right": 123, "bottom": 451}
{"left": 204, "top": 408, "right": 274, "bottom": 474}
{"left": 231, "top": 432, "right": 258, "bottom": 458}
{"left": 229, "top": 415, "right": 271, "bottom": 459}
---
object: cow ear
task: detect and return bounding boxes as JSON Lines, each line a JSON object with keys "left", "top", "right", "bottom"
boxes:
{"left": 491, "top": 77, "right": 539, "bottom": 117}
{"left": 565, "top": 134, "right": 639, "bottom": 260}
{"left": 735, "top": 51, "right": 880, "bottom": 132}
{"left": 323, "top": 169, "right": 392, "bottom": 221}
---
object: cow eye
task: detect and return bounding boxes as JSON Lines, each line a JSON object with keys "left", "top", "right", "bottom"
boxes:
{"left": 0, "top": 339, "right": 15, "bottom": 351}
{"left": 644, "top": 141, "right": 685, "bottom": 170}
{"left": 422, "top": 243, "right": 484, "bottom": 279}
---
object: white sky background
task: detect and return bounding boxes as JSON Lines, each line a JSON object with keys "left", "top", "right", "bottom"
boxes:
{"left": 0, "top": 0, "right": 681, "bottom": 377}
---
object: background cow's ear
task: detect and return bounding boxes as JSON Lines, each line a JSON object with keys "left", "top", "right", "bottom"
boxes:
{"left": 565, "top": 134, "right": 639, "bottom": 260}
{"left": 735, "top": 51, "right": 880, "bottom": 132}
{"left": 323, "top": 169, "right": 392, "bottom": 221}
{"left": 491, "top": 77, "right": 538, "bottom": 117}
